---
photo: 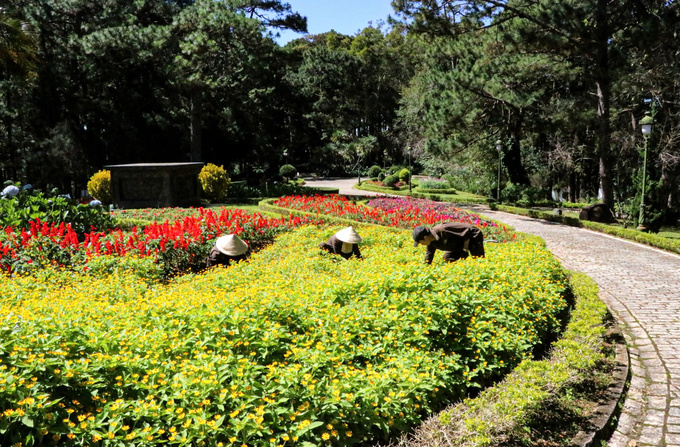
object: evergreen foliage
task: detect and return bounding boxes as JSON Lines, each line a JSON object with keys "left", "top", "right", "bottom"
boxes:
{"left": 0, "top": 0, "right": 678, "bottom": 223}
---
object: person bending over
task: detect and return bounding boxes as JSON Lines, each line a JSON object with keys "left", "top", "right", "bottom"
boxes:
{"left": 412, "top": 222, "right": 484, "bottom": 264}
{"left": 206, "top": 234, "right": 249, "bottom": 268}
{"left": 319, "top": 226, "right": 363, "bottom": 260}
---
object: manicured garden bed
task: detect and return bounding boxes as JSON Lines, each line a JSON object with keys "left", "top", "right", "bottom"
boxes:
{"left": 270, "top": 195, "right": 515, "bottom": 243}
{"left": 0, "top": 195, "right": 613, "bottom": 446}
{"left": 0, "top": 223, "right": 567, "bottom": 446}
{"left": 0, "top": 207, "right": 319, "bottom": 277}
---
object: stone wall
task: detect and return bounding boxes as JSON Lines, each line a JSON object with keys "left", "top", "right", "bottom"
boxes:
{"left": 105, "top": 162, "right": 204, "bottom": 209}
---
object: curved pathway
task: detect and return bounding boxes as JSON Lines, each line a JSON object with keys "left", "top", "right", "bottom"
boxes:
{"left": 306, "top": 178, "right": 680, "bottom": 447}
{"left": 467, "top": 208, "right": 680, "bottom": 447}
{"left": 302, "top": 176, "right": 386, "bottom": 197}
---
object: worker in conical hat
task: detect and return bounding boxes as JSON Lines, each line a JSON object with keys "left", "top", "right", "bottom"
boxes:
{"left": 206, "top": 234, "right": 249, "bottom": 268}
{"left": 318, "top": 226, "right": 363, "bottom": 260}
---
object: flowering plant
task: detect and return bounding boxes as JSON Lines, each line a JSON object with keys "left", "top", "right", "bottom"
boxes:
{"left": 274, "top": 195, "right": 515, "bottom": 242}
{"left": 0, "top": 225, "right": 567, "bottom": 446}
{"left": 0, "top": 208, "right": 319, "bottom": 276}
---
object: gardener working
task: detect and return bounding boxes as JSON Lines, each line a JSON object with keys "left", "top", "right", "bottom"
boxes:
{"left": 206, "top": 234, "right": 249, "bottom": 268}
{"left": 319, "top": 226, "right": 363, "bottom": 259}
{"left": 412, "top": 222, "right": 485, "bottom": 264}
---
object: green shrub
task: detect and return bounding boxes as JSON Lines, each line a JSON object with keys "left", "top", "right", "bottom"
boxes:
{"left": 389, "top": 164, "right": 405, "bottom": 175}
{"left": 198, "top": 163, "right": 230, "bottom": 203}
{"left": 279, "top": 164, "right": 297, "bottom": 180}
{"left": 368, "top": 165, "right": 383, "bottom": 180}
{"left": 398, "top": 168, "right": 411, "bottom": 183}
{"left": 0, "top": 187, "right": 114, "bottom": 235}
{"left": 87, "top": 169, "right": 112, "bottom": 205}
{"left": 501, "top": 183, "right": 547, "bottom": 206}
{"left": 382, "top": 174, "right": 399, "bottom": 187}
{"left": 378, "top": 171, "right": 386, "bottom": 181}
{"left": 419, "top": 178, "right": 452, "bottom": 190}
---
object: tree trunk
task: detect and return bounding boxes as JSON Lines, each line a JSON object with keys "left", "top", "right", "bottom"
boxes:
{"left": 595, "top": 0, "right": 614, "bottom": 207}
{"left": 190, "top": 90, "right": 203, "bottom": 162}
{"left": 505, "top": 114, "right": 530, "bottom": 185}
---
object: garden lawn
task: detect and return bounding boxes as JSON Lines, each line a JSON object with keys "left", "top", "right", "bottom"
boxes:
{"left": 0, "top": 225, "right": 567, "bottom": 446}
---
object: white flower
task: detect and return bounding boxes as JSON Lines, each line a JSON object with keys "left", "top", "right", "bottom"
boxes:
{"left": 89, "top": 199, "right": 102, "bottom": 207}
{"left": 1, "top": 185, "right": 19, "bottom": 198}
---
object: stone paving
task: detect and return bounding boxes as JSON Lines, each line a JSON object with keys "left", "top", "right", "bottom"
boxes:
{"left": 461, "top": 208, "right": 680, "bottom": 447}
{"left": 304, "top": 177, "right": 680, "bottom": 446}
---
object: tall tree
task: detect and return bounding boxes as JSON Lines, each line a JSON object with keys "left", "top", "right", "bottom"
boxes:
{"left": 393, "top": 0, "right": 660, "bottom": 207}
{"left": 0, "top": 3, "right": 37, "bottom": 79}
{"left": 0, "top": 3, "right": 38, "bottom": 182}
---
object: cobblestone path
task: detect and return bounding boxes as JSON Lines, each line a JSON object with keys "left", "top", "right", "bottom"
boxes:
{"left": 467, "top": 207, "right": 680, "bottom": 447}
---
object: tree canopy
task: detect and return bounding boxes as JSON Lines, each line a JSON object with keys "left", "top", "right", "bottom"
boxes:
{"left": 1, "top": 0, "right": 679, "bottom": 227}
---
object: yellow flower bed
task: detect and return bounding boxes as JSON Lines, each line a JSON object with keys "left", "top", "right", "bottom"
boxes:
{"left": 0, "top": 225, "right": 567, "bottom": 446}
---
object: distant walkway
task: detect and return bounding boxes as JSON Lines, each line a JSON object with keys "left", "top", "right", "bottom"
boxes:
{"left": 303, "top": 176, "right": 388, "bottom": 197}
{"left": 311, "top": 178, "right": 680, "bottom": 447}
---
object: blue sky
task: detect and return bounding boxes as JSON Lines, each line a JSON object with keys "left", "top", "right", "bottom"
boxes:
{"left": 273, "top": 0, "right": 398, "bottom": 45}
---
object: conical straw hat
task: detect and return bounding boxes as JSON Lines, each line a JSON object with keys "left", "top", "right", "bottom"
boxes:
{"left": 335, "top": 226, "right": 362, "bottom": 244}
{"left": 215, "top": 234, "right": 248, "bottom": 256}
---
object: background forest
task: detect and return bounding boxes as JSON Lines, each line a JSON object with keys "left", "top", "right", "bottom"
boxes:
{"left": 1, "top": 0, "right": 679, "bottom": 227}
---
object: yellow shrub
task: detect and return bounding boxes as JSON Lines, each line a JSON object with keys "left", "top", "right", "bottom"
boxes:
{"left": 198, "top": 163, "right": 230, "bottom": 203}
{"left": 87, "top": 169, "right": 112, "bottom": 204}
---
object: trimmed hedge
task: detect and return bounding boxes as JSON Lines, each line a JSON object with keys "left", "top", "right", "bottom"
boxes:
{"left": 356, "top": 182, "right": 406, "bottom": 193}
{"left": 493, "top": 204, "right": 680, "bottom": 256}
{"left": 227, "top": 182, "right": 339, "bottom": 200}
{"left": 355, "top": 183, "right": 492, "bottom": 205}
{"left": 415, "top": 187, "right": 458, "bottom": 195}
{"left": 389, "top": 271, "right": 613, "bottom": 447}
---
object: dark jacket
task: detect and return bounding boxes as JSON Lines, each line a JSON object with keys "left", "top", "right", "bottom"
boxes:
{"left": 205, "top": 246, "right": 247, "bottom": 268}
{"left": 319, "top": 234, "right": 362, "bottom": 260}
{"left": 423, "top": 222, "right": 484, "bottom": 264}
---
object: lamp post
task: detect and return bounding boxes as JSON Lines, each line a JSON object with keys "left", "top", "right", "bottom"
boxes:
{"left": 283, "top": 150, "right": 288, "bottom": 164}
{"left": 407, "top": 146, "right": 412, "bottom": 193}
{"left": 638, "top": 114, "right": 653, "bottom": 231}
{"left": 495, "top": 140, "right": 503, "bottom": 203}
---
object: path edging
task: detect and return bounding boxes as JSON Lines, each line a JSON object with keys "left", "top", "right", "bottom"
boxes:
{"left": 569, "top": 325, "right": 630, "bottom": 446}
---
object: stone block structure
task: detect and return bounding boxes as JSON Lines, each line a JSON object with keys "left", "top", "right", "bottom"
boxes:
{"left": 105, "top": 162, "right": 204, "bottom": 209}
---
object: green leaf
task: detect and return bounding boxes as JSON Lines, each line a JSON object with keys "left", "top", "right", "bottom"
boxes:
{"left": 21, "top": 415, "right": 34, "bottom": 427}
{"left": 307, "top": 421, "right": 324, "bottom": 430}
